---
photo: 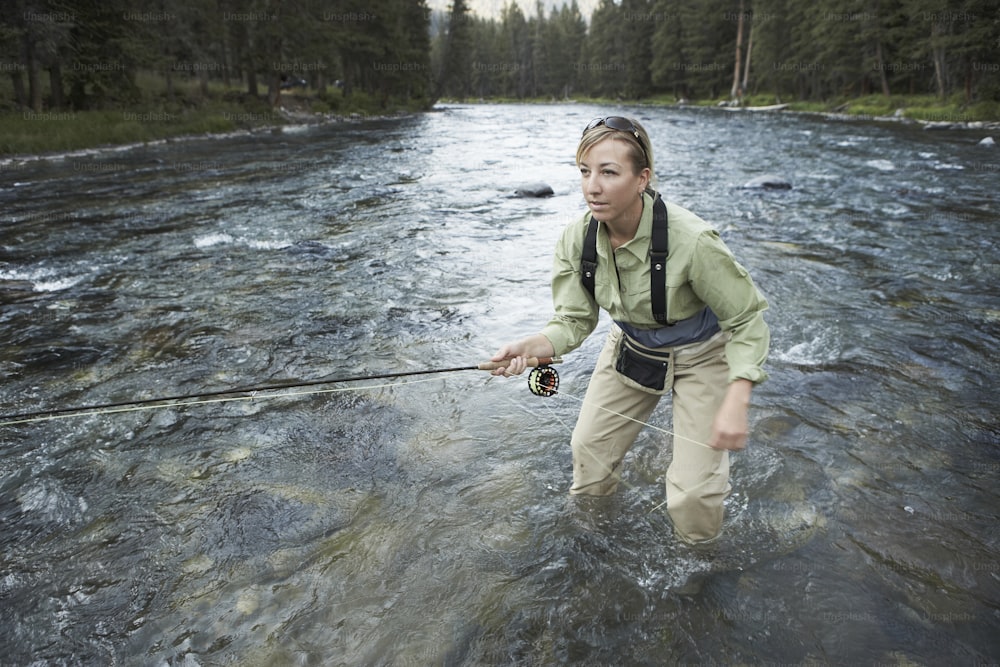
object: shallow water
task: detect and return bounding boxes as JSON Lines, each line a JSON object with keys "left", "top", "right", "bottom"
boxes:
{"left": 1, "top": 104, "right": 998, "bottom": 665}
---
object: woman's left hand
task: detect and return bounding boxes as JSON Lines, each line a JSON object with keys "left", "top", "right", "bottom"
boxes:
{"left": 709, "top": 379, "right": 753, "bottom": 451}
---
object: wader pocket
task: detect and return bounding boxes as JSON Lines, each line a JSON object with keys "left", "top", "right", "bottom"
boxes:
{"left": 614, "top": 336, "right": 673, "bottom": 395}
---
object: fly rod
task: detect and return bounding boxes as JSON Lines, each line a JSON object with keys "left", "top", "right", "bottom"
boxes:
{"left": 0, "top": 356, "right": 562, "bottom": 426}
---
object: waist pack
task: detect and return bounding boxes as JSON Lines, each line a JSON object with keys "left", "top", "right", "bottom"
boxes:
{"left": 614, "top": 331, "right": 673, "bottom": 394}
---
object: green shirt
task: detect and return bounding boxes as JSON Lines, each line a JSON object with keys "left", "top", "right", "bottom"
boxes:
{"left": 540, "top": 192, "right": 770, "bottom": 384}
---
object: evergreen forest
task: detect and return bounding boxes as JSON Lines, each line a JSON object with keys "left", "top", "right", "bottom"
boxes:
{"left": 3, "top": 0, "right": 998, "bottom": 117}
{"left": 436, "top": 0, "right": 999, "bottom": 109}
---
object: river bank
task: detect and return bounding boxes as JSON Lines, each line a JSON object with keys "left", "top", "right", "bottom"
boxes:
{"left": 442, "top": 92, "right": 1000, "bottom": 130}
{"left": 4, "top": 91, "right": 997, "bottom": 163}
{"left": 0, "top": 91, "right": 425, "bottom": 161}
{"left": 0, "top": 105, "right": 415, "bottom": 169}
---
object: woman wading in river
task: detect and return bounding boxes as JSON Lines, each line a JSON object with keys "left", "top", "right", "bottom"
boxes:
{"left": 492, "top": 116, "right": 770, "bottom": 544}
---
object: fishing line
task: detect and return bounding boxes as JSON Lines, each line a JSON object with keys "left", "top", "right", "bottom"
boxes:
{"left": 553, "top": 391, "right": 716, "bottom": 451}
{"left": 0, "top": 376, "right": 445, "bottom": 427}
{"left": 552, "top": 390, "right": 723, "bottom": 515}
{"left": 0, "top": 357, "right": 562, "bottom": 427}
{"left": 508, "top": 367, "right": 732, "bottom": 515}
{"left": 504, "top": 385, "right": 650, "bottom": 497}
{"left": 502, "top": 379, "right": 719, "bottom": 516}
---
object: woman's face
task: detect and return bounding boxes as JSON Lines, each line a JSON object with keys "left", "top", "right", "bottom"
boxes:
{"left": 578, "top": 137, "right": 649, "bottom": 226}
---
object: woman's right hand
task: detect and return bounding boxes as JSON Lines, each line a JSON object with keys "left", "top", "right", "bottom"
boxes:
{"left": 490, "top": 342, "right": 529, "bottom": 377}
{"left": 490, "top": 335, "right": 555, "bottom": 377}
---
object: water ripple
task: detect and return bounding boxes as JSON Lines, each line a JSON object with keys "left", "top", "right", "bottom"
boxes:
{"left": 1, "top": 104, "right": 998, "bottom": 664}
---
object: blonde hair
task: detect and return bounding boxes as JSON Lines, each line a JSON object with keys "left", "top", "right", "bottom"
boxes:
{"left": 576, "top": 117, "right": 656, "bottom": 196}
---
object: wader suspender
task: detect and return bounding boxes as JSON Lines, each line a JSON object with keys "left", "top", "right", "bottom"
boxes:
{"left": 581, "top": 194, "right": 671, "bottom": 324}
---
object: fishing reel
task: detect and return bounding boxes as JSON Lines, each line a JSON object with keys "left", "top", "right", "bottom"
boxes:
{"left": 527, "top": 365, "right": 559, "bottom": 397}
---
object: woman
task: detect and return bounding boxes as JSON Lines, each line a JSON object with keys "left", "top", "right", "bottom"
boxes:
{"left": 492, "top": 116, "right": 770, "bottom": 544}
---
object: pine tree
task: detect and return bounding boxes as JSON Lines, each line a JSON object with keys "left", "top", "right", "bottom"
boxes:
{"left": 500, "top": 1, "right": 532, "bottom": 98}
{"left": 585, "top": 0, "right": 626, "bottom": 98}
{"left": 650, "top": 0, "right": 690, "bottom": 99}
{"left": 550, "top": 1, "right": 587, "bottom": 98}
{"left": 438, "top": 0, "right": 475, "bottom": 99}
{"left": 622, "top": 0, "right": 654, "bottom": 98}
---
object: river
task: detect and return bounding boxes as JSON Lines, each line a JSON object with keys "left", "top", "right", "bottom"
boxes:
{"left": 1, "top": 103, "right": 997, "bottom": 665}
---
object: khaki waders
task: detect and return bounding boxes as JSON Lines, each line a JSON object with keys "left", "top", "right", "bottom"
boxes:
{"left": 569, "top": 325, "right": 732, "bottom": 543}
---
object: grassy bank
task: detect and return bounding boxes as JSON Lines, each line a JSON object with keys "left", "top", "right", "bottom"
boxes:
{"left": 5, "top": 82, "right": 998, "bottom": 159}
{"left": 441, "top": 92, "right": 1000, "bottom": 126}
{"left": 760, "top": 93, "right": 998, "bottom": 124}
{"left": 0, "top": 73, "right": 427, "bottom": 158}
{"left": 3, "top": 102, "right": 260, "bottom": 157}
{"left": 673, "top": 93, "right": 1000, "bottom": 124}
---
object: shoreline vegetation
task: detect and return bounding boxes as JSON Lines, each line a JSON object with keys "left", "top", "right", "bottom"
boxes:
{"left": 4, "top": 1, "right": 997, "bottom": 162}
{"left": 0, "top": 73, "right": 432, "bottom": 161}
{"left": 2, "top": 88, "right": 997, "bottom": 163}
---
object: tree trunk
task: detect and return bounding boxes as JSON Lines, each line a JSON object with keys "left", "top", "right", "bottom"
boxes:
{"left": 268, "top": 71, "right": 281, "bottom": 107}
{"left": 221, "top": 37, "right": 231, "bottom": 88}
{"left": 931, "top": 23, "right": 945, "bottom": 98}
{"left": 875, "top": 39, "right": 890, "bottom": 97}
{"left": 235, "top": 23, "right": 258, "bottom": 97}
{"left": 49, "top": 63, "right": 65, "bottom": 109}
{"left": 742, "top": 17, "right": 753, "bottom": 95}
{"left": 25, "top": 34, "right": 42, "bottom": 111}
{"left": 730, "top": 0, "right": 745, "bottom": 101}
{"left": 932, "top": 46, "right": 945, "bottom": 98}
{"left": 11, "top": 71, "right": 27, "bottom": 107}
{"left": 265, "top": 28, "right": 282, "bottom": 107}
{"left": 247, "top": 65, "right": 258, "bottom": 97}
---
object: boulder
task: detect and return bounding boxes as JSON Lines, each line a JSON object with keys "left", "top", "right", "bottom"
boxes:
{"left": 514, "top": 183, "right": 554, "bottom": 198}
{"left": 978, "top": 136, "right": 995, "bottom": 147}
{"left": 741, "top": 174, "right": 792, "bottom": 190}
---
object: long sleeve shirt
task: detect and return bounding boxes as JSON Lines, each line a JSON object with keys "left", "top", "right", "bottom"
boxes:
{"left": 539, "top": 192, "right": 770, "bottom": 384}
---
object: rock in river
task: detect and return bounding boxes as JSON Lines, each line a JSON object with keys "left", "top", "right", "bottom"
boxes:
{"left": 741, "top": 174, "right": 792, "bottom": 190}
{"left": 514, "top": 182, "right": 554, "bottom": 197}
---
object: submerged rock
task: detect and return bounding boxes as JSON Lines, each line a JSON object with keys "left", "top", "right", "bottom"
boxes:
{"left": 741, "top": 174, "right": 792, "bottom": 190}
{"left": 287, "top": 239, "right": 336, "bottom": 258}
{"left": 514, "top": 182, "right": 554, "bottom": 197}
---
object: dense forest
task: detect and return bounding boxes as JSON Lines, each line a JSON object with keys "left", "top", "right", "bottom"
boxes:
{"left": 435, "top": 0, "right": 1000, "bottom": 106}
{"left": 3, "top": 0, "right": 999, "bottom": 115}
{"left": 2, "top": 0, "right": 435, "bottom": 112}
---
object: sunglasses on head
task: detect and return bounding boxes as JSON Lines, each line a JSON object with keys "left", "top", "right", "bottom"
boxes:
{"left": 583, "top": 117, "right": 649, "bottom": 163}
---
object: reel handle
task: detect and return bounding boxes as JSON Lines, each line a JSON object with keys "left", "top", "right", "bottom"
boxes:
{"left": 476, "top": 356, "right": 562, "bottom": 371}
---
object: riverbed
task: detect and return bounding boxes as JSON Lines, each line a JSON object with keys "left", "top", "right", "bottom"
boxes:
{"left": 1, "top": 103, "right": 997, "bottom": 665}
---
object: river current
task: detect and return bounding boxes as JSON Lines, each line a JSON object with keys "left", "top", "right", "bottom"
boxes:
{"left": 1, "top": 103, "right": 997, "bottom": 665}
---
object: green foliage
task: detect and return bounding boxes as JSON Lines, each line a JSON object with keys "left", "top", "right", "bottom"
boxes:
{"left": 436, "top": 0, "right": 476, "bottom": 99}
{"left": 430, "top": 0, "right": 999, "bottom": 106}
{"left": 1, "top": 0, "right": 435, "bottom": 113}
{"left": 309, "top": 98, "right": 332, "bottom": 114}
{"left": 2, "top": 0, "right": 997, "bottom": 155}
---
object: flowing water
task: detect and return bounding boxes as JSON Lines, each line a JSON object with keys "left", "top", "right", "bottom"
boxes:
{"left": 1, "top": 103, "right": 997, "bottom": 665}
